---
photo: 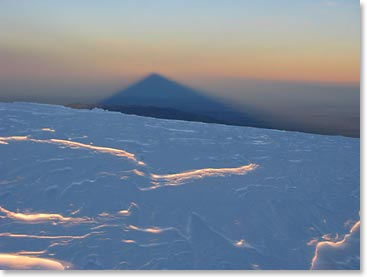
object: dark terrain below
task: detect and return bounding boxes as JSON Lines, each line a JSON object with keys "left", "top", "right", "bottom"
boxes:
{"left": 67, "top": 103, "right": 359, "bottom": 138}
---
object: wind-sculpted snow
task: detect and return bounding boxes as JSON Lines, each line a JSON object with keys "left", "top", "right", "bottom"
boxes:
{"left": 0, "top": 136, "right": 145, "bottom": 166}
{"left": 148, "top": 164, "right": 258, "bottom": 189}
{"left": 0, "top": 102, "right": 359, "bottom": 270}
{"left": 126, "top": 225, "right": 166, "bottom": 234}
{"left": 311, "top": 220, "right": 360, "bottom": 270}
{"left": 0, "top": 135, "right": 256, "bottom": 190}
{"left": 49, "top": 139, "right": 145, "bottom": 165}
{"left": 0, "top": 232, "right": 100, "bottom": 240}
{"left": 0, "top": 206, "right": 90, "bottom": 224}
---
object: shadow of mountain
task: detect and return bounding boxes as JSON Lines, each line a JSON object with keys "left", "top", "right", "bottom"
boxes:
{"left": 101, "top": 73, "right": 265, "bottom": 128}
{"left": 95, "top": 104, "right": 227, "bottom": 124}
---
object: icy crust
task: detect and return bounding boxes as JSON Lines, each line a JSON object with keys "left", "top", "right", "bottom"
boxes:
{"left": 0, "top": 102, "right": 360, "bottom": 270}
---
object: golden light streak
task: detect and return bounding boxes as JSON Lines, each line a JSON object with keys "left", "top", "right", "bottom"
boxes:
{"left": 0, "top": 136, "right": 145, "bottom": 165}
{"left": 127, "top": 225, "right": 139, "bottom": 231}
{"left": 0, "top": 136, "right": 28, "bottom": 141}
{"left": 0, "top": 254, "right": 70, "bottom": 270}
{"left": 118, "top": 210, "right": 130, "bottom": 216}
{"left": 311, "top": 220, "right": 360, "bottom": 270}
{"left": 118, "top": 202, "right": 139, "bottom": 216}
{"left": 48, "top": 139, "right": 142, "bottom": 164}
{"left": 1, "top": 135, "right": 258, "bottom": 193}
{"left": 233, "top": 239, "right": 246, "bottom": 248}
{"left": 0, "top": 206, "right": 89, "bottom": 224}
{"left": 148, "top": 163, "right": 258, "bottom": 189}
{"left": 122, "top": 239, "right": 136, "bottom": 244}
{"left": 98, "top": 212, "right": 110, "bottom": 217}
{"left": 126, "top": 225, "right": 163, "bottom": 234}
{"left": 151, "top": 164, "right": 258, "bottom": 183}
{"left": 41, "top": 128, "right": 55, "bottom": 132}
{"left": 144, "top": 228, "right": 162, "bottom": 234}
{"left": 70, "top": 208, "right": 81, "bottom": 215}
{"left": 132, "top": 169, "right": 145, "bottom": 177}
{"left": 0, "top": 135, "right": 258, "bottom": 190}
{"left": 15, "top": 250, "right": 48, "bottom": 255}
{"left": 0, "top": 232, "right": 99, "bottom": 240}
{"left": 350, "top": 221, "right": 360, "bottom": 233}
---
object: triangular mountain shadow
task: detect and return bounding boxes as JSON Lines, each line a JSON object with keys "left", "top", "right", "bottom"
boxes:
{"left": 101, "top": 73, "right": 264, "bottom": 127}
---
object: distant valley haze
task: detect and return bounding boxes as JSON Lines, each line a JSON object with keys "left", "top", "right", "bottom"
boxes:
{"left": 0, "top": 72, "right": 360, "bottom": 138}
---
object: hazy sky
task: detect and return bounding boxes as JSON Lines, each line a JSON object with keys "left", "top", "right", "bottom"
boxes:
{"left": 0, "top": 0, "right": 360, "bottom": 103}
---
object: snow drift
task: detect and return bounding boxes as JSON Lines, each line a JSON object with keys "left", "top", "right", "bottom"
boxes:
{"left": 0, "top": 102, "right": 360, "bottom": 270}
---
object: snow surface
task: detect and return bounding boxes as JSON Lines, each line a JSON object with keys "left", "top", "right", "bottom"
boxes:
{"left": 0, "top": 102, "right": 360, "bottom": 270}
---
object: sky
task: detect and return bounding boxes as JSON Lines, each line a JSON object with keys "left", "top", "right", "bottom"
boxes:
{"left": 0, "top": 0, "right": 360, "bottom": 104}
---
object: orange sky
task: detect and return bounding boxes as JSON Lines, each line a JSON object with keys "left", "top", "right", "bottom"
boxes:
{"left": 0, "top": 0, "right": 360, "bottom": 102}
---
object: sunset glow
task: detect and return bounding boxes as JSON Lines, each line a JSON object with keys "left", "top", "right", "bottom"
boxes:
{"left": 0, "top": 0, "right": 359, "bottom": 104}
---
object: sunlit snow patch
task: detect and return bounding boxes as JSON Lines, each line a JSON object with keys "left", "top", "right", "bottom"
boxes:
{"left": 0, "top": 254, "right": 71, "bottom": 270}
{"left": 0, "top": 136, "right": 145, "bottom": 165}
{"left": 311, "top": 220, "right": 360, "bottom": 270}
{"left": 145, "top": 163, "right": 258, "bottom": 190}
{"left": 0, "top": 206, "right": 90, "bottom": 224}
